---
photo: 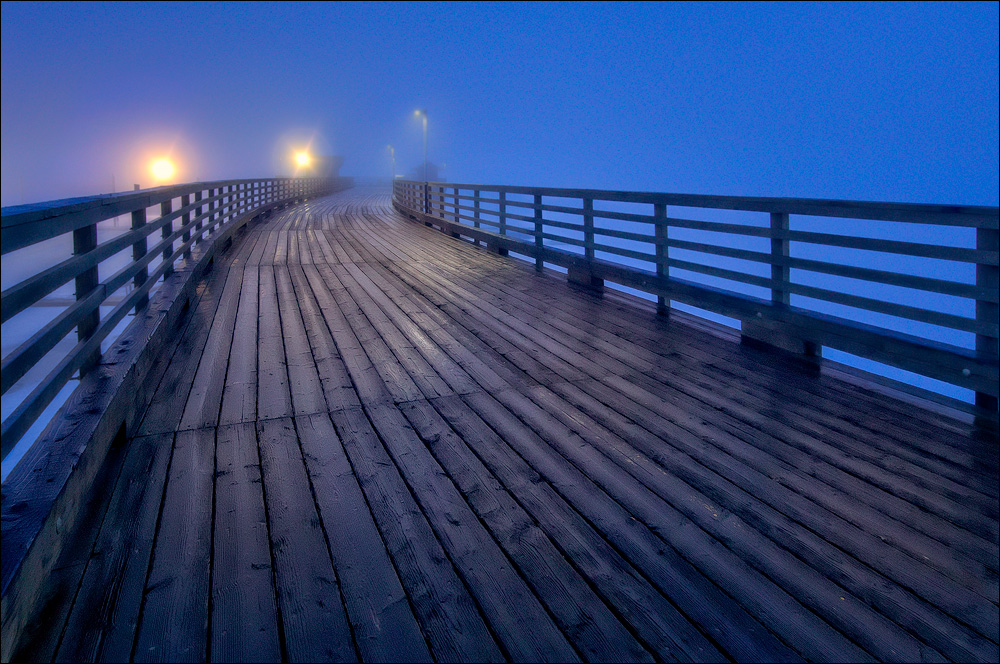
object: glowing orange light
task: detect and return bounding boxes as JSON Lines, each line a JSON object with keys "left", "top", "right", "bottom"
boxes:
{"left": 295, "top": 151, "right": 312, "bottom": 167}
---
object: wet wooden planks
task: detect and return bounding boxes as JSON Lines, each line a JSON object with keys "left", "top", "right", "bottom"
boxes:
{"left": 23, "top": 188, "right": 998, "bottom": 663}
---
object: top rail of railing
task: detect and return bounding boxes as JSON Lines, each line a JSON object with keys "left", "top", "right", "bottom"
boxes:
{"left": 1, "top": 176, "right": 351, "bottom": 464}
{"left": 392, "top": 179, "right": 999, "bottom": 418}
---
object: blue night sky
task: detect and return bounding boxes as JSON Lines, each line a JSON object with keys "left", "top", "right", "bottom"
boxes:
{"left": 1, "top": 1, "right": 998, "bottom": 206}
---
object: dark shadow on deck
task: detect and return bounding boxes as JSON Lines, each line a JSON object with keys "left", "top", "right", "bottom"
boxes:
{"left": 12, "top": 187, "right": 999, "bottom": 663}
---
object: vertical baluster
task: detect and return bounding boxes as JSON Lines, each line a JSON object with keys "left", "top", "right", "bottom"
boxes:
{"left": 211, "top": 187, "right": 226, "bottom": 233}
{"left": 534, "top": 193, "right": 543, "bottom": 271}
{"left": 568, "top": 196, "right": 602, "bottom": 291}
{"left": 473, "top": 189, "right": 481, "bottom": 246}
{"left": 195, "top": 189, "right": 204, "bottom": 241}
{"left": 207, "top": 188, "right": 216, "bottom": 234}
{"left": 771, "top": 211, "right": 790, "bottom": 306}
{"left": 161, "top": 198, "right": 173, "bottom": 277}
{"left": 654, "top": 202, "right": 668, "bottom": 315}
{"left": 73, "top": 221, "right": 100, "bottom": 375}
{"left": 131, "top": 205, "right": 148, "bottom": 312}
{"left": 181, "top": 194, "right": 192, "bottom": 259}
{"left": 499, "top": 190, "right": 507, "bottom": 237}
{"left": 742, "top": 210, "right": 815, "bottom": 357}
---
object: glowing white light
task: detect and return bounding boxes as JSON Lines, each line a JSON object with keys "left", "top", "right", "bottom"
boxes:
{"left": 150, "top": 158, "right": 175, "bottom": 181}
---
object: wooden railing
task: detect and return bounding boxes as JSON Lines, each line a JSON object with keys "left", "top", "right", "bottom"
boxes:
{"left": 393, "top": 179, "right": 999, "bottom": 417}
{"left": 1, "top": 177, "right": 350, "bottom": 462}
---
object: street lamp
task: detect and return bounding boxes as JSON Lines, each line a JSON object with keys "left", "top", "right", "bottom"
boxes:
{"left": 150, "top": 158, "right": 176, "bottom": 182}
{"left": 414, "top": 109, "right": 428, "bottom": 181}
{"left": 414, "top": 109, "right": 429, "bottom": 213}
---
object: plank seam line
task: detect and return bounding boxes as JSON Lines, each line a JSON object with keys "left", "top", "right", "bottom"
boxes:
{"left": 273, "top": 257, "right": 361, "bottom": 662}
{"left": 286, "top": 261, "right": 436, "bottom": 657}
{"left": 329, "top": 255, "right": 589, "bottom": 661}
{"left": 128, "top": 429, "right": 178, "bottom": 663}
{"left": 356, "top": 224, "right": 796, "bottom": 657}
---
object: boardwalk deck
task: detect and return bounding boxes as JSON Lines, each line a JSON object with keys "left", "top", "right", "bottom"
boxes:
{"left": 14, "top": 187, "right": 998, "bottom": 663}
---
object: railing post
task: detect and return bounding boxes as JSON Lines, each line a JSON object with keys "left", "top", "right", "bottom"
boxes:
{"left": 131, "top": 205, "right": 148, "bottom": 312}
{"left": 473, "top": 189, "right": 481, "bottom": 246}
{"left": 423, "top": 183, "right": 432, "bottom": 225}
{"left": 73, "top": 222, "right": 100, "bottom": 375}
{"left": 568, "top": 197, "right": 602, "bottom": 291}
{"left": 491, "top": 190, "right": 507, "bottom": 256}
{"left": 977, "top": 226, "right": 999, "bottom": 414}
{"left": 221, "top": 186, "right": 227, "bottom": 228}
{"left": 771, "top": 211, "right": 790, "bottom": 306}
{"left": 449, "top": 187, "right": 462, "bottom": 238}
{"left": 194, "top": 190, "right": 204, "bottom": 241}
{"left": 742, "top": 210, "right": 817, "bottom": 358}
{"left": 214, "top": 187, "right": 221, "bottom": 229}
{"left": 654, "top": 202, "right": 669, "bottom": 315}
{"left": 181, "top": 194, "right": 192, "bottom": 259}
{"left": 534, "top": 193, "right": 543, "bottom": 271}
{"left": 499, "top": 190, "right": 507, "bottom": 237}
{"left": 209, "top": 188, "right": 218, "bottom": 234}
{"left": 161, "top": 198, "right": 173, "bottom": 277}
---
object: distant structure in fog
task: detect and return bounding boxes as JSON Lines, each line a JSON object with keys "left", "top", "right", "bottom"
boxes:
{"left": 313, "top": 155, "right": 344, "bottom": 178}
{"left": 409, "top": 162, "right": 443, "bottom": 182}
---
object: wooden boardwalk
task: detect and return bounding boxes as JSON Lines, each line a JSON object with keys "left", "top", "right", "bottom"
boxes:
{"left": 16, "top": 187, "right": 998, "bottom": 663}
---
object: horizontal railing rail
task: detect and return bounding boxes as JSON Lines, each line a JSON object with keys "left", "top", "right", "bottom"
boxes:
{"left": 393, "top": 179, "right": 999, "bottom": 417}
{"left": 1, "top": 176, "right": 351, "bottom": 463}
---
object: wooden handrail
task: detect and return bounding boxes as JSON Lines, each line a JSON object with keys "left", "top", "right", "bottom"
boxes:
{"left": 1, "top": 176, "right": 352, "bottom": 462}
{"left": 392, "top": 179, "right": 999, "bottom": 417}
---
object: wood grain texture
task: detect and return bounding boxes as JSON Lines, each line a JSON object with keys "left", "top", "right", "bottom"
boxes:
{"left": 211, "top": 422, "right": 281, "bottom": 663}
{"left": 22, "top": 188, "right": 998, "bottom": 664}
{"left": 133, "top": 427, "right": 214, "bottom": 663}
{"left": 256, "top": 417, "right": 355, "bottom": 663}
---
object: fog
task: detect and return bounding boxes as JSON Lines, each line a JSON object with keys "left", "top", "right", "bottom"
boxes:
{"left": 2, "top": 2, "right": 998, "bottom": 207}
{"left": 2, "top": 3, "right": 998, "bottom": 481}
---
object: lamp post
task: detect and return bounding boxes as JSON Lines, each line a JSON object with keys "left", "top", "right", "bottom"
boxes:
{"left": 387, "top": 144, "right": 395, "bottom": 181}
{"left": 414, "top": 109, "right": 428, "bottom": 180}
{"left": 414, "top": 109, "right": 428, "bottom": 213}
